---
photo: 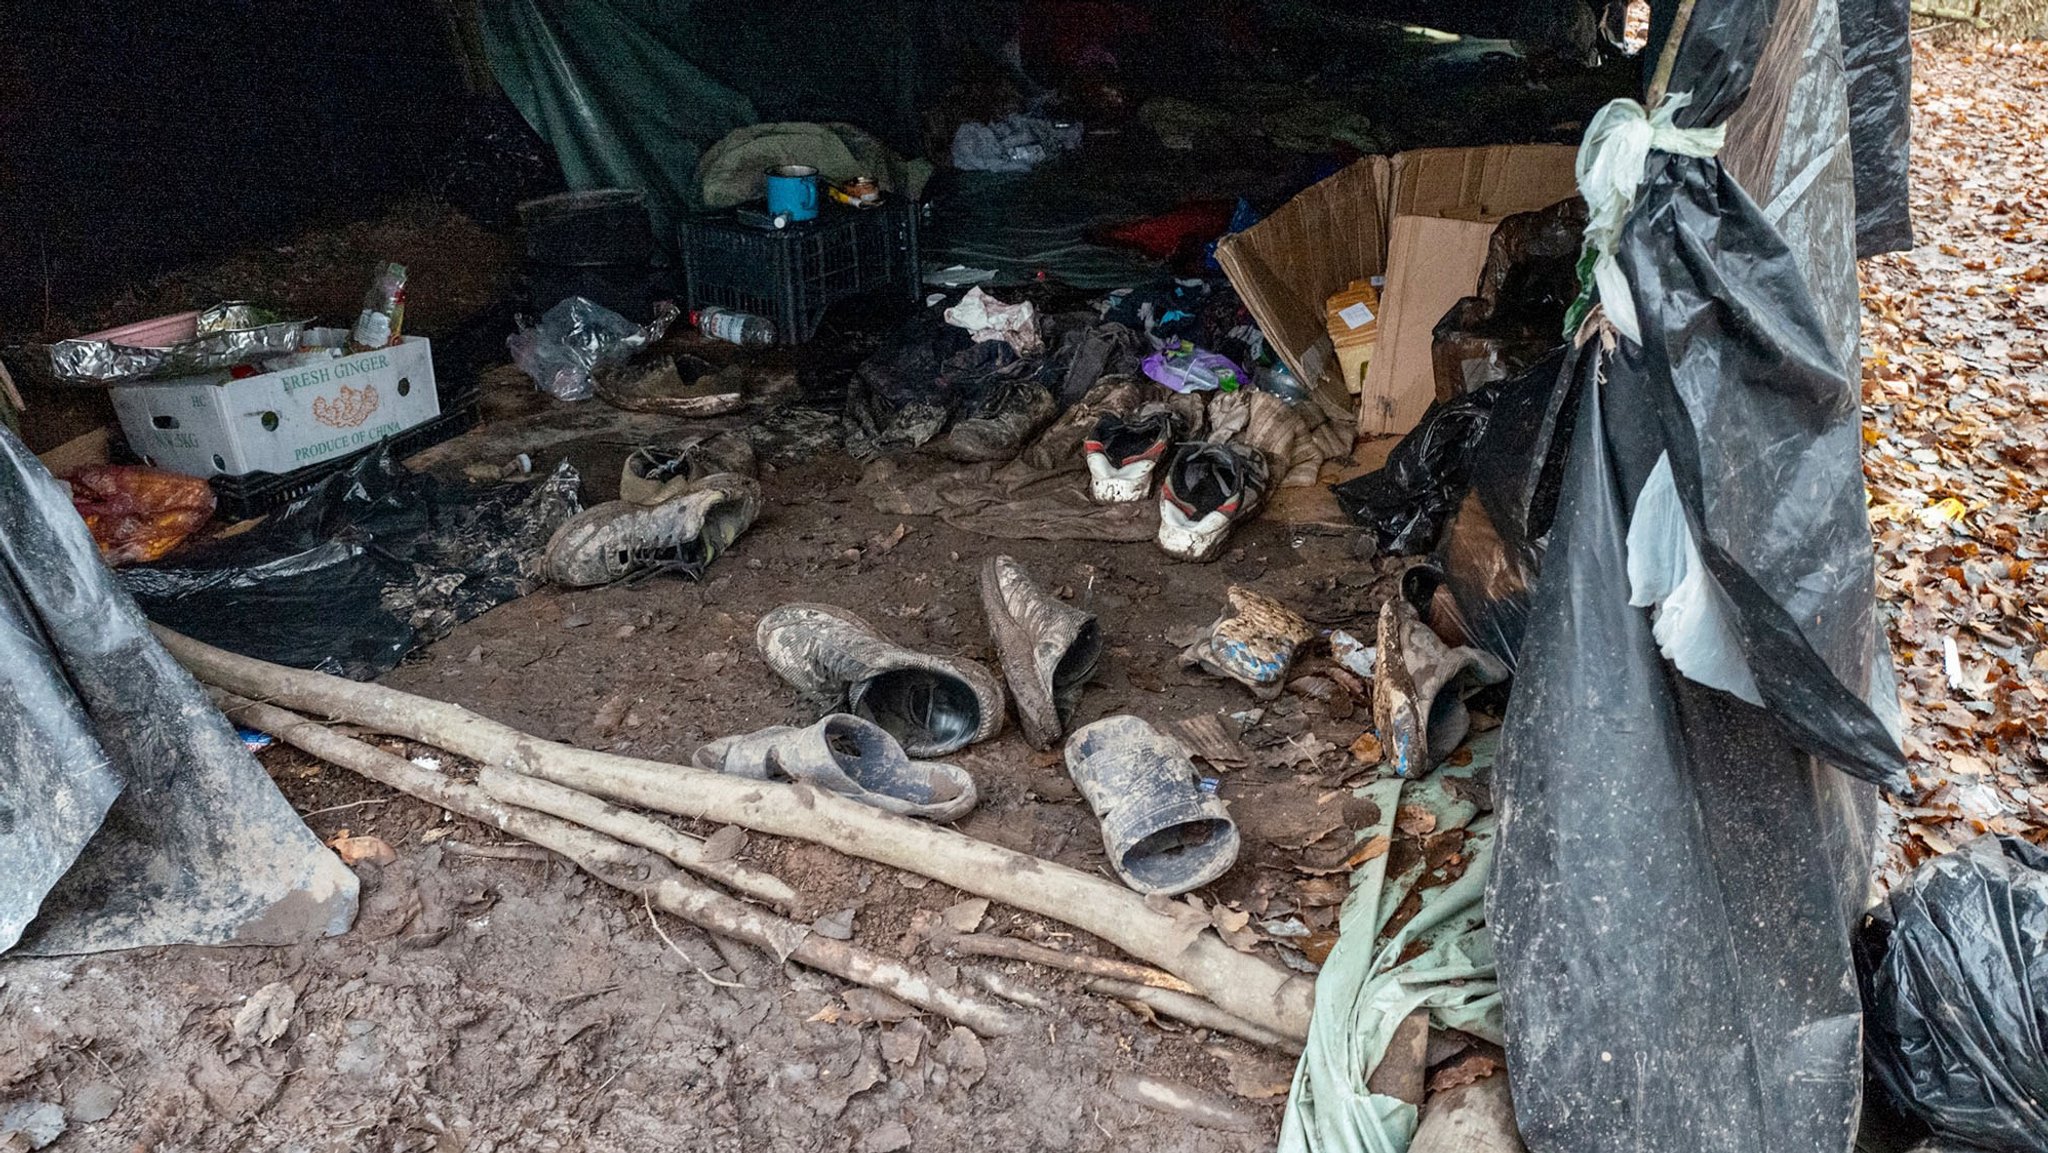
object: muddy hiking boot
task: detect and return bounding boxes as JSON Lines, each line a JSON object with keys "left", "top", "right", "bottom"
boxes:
{"left": 542, "top": 474, "right": 761, "bottom": 587}
{"left": 1085, "top": 404, "right": 1187, "bottom": 503}
{"left": 756, "top": 603, "right": 1005, "bottom": 757}
{"left": 1064, "top": 715, "right": 1240, "bottom": 896}
{"left": 618, "top": 431, "right": 758, "bottom": 506}
{"left": 693, "top": 713, "right": 978, "bottom": 822}
{"left": 1373, "top": 598, "right": 1510, "bottom": 778}
{"left": 1158, "top": 442, "right": 1270, "bottom": 562}
{"left": 943, "top": 380, "right": 1060, "bottom": 462}
{"left": 979, "top": 555, "right": 1102, "bottom": 749}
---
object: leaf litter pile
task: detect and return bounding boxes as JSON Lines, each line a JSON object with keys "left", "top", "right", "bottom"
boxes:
{"left": 1861, "top": 40, "right": 2048, "bottom": 879}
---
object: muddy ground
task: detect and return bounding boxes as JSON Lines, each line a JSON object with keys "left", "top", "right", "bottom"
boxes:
{"left": 1, "top": 281, "right": 1408, "bottom": 1150}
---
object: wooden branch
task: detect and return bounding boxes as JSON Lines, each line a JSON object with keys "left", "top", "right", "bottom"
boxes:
{"left": 214, "top": 690, "right": 796, "bottom": 910}
{"left": 1087, "top": 978, "right": 1303, "bottom": 1054}
{"left": 475, "top": 766, "right": 799, "bottom": 913}
{"left": 947, "top": 934, "right": 1199, "bottom": 995}
{"left": 219, "top": 694, "right": 1020, "bottom": 1037}
{"left": 168, "top": 629, "right": 1314, "bottom": 1041}
{"left": 1647, "top": 0, "right": 1700, "bottom": 108}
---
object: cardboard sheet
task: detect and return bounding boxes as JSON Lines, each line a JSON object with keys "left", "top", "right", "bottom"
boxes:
{"left": 1357, "top": 216, "right": 1499, "bottom": 436}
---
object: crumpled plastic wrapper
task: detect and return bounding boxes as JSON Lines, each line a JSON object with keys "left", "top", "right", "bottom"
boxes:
{"left": 509, "top": 297, "right": 680, "bottom": 402}
{"left": 65, "top": 465, "right": 217, "bottom": 566}
{"left": 48, "top": 302, "right": 307, "bottom": 385}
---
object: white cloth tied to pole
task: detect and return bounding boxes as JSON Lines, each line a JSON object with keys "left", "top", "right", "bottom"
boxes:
{"left": 1573, "top": 93, "right": 1727, "bottom": 343}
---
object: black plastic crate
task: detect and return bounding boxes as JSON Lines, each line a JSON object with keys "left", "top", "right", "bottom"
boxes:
{"left": 208, "top": 392, "right": 481, "bottom": 521}
{"left": 682, "top": 198, "right": 920, "bottom": 345}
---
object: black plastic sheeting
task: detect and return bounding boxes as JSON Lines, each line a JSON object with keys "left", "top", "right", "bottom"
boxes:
{"left": 0, "top": 427, "right": 357, "bottom": 956}
{"left": 1405, "top": 349, "right": 1573, "bottom": 671}
{"left": 121, "top": 448, "right": 580, "bottom": 680}
{"left": 1857, "top": 835, "right": 2048, "bottom": 1153}
{"left": 1487, "top": 3, "right": 1905, "bottom": 1152}
{"left": 1842, "top": 0, "right": 1914, "bottom": 258}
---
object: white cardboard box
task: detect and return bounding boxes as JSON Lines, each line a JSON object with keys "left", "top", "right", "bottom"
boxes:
{"left": 111, "top": 334, "right": 440, "bottom": 477}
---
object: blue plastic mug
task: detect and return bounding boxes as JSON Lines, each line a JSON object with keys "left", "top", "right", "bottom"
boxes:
{"left": 764, "top": 164, "right": 820, "bottom": 222}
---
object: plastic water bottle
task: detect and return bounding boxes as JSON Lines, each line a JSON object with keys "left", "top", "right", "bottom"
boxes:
{"left": 692, "top": 306, "right": 776, "bottom": 348}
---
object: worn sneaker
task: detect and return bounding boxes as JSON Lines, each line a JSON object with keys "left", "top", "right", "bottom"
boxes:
{"left": 543, "top": 474, "right": 761, "bottom": 587}
{"left": 618, "top": 432, "right": 758, "bottom": 506}
{"left": 1084, "top": 405, "right": 1185, "bottom": 502}
{"left": 1157, "top": 443, "right": 1269, "bottom": 562}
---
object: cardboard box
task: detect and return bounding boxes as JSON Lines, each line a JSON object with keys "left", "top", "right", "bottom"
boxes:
{"left": 1325, "top": 280, "right": 1380, "bottom": 397}
{"left": 111, "top": 334, "right": 440, "bottom": 477}
{"left": 1216, "top": 144, "right": 1577, "bottom": 445}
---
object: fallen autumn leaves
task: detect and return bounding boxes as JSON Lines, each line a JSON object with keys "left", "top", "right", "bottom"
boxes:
{"left": 1861, "top": 39, "right": 2048, "bottom": 879}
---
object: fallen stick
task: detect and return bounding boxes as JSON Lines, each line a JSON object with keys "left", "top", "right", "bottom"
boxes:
{"left": 219, "top": 694, "right": 1021, "bottom": 1038}
{"left": 1088, "top": 978, "right": 1303, "bottom": 1055}
{"left": 475, "top": 767, "right": 801, "bottom": 915}
{"left": 948, "top": 933, "right": 1199, "bottom": 995}
{"left": 440, "top": 840, "right": 558, "bottom": 864}
{"left": 168, "top": 629, "right": 1314, "bottom": 1040}
{"left": 214, "top": 690, "right": 797, "bottom": 911}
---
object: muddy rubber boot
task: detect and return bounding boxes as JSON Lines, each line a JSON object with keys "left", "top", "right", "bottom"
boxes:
{"left": 755, "top": 603, "right": 1005, "bottom": 757}
{"left": 693, "top": 713, "right": 978, "bottom": 821}
{"left": 1064, "top": 715, "right": 1240, "bottom": 895}
{"left": 979, "top": 555, "right": 1102, "bottom": 749}
{"left": 1373, "top": 598, "right": 1510, "bottom": 777}
{"left": 1177, "top": 586, "right": 1313, "bottom": 699}
{"left": 619, "top": 432, "right": 759, "bottom": 505}
{"left": 542, "top": 473, "right": 761, "bottom": 587}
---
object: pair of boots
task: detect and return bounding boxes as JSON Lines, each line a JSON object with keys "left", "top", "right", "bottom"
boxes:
{"left": 542, "top": 433, "right": 761, "bottom": 587}
{"left": 751, "top": 555, "right": 1102, "bottom": 756}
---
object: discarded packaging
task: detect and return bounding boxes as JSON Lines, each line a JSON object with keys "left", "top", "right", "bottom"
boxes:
{"left": 509, "top": 296, "right": 680, "bottom": 401}
{"left": 50, "top": 302, "right": 308, "bottom": 386}
{"left": 65, "top": 464, "right": 216, "bottom": 565}
{"left": 347, "top": 260, "right": 408, "bottom": 353}
{"left": 110, "top": 326, "right": 441, "bottom": 479}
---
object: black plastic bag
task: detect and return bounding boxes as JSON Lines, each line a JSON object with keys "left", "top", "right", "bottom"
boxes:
{"left": 1857, "top": 836, "right": 2048, "bottom": 1153}
{"left": 122, "top": 447, "right": 579, "bottom": 679}
{"left": 1333, "top": 391, "right": 1501, "bottom": 556}
{"left": 1842, "top": 0, "right": 1914, "bottom": 258}
{"left": 1405, "top": 349, "right": 1575, "bottom": 670}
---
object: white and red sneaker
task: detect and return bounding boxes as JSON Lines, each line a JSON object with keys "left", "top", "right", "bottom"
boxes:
{"left": 1084, "top": 406, "right": 1185, "bottom": 502}
{"left": 1158, "top": 443, "right": 1270, "bottom": 562}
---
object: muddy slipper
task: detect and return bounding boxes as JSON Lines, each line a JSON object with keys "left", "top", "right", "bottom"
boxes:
{"left": 1063, "top": 715, "right": 1240, "bottom": 895}
{"left": 1177, "top": 586, "right": 1313, "bottom": 699}
{"left": 1373, "top": 598, "right": 1510, "bottom": 778}
{"left": 693, "top": 714, "right": 978, "bottom": 821}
